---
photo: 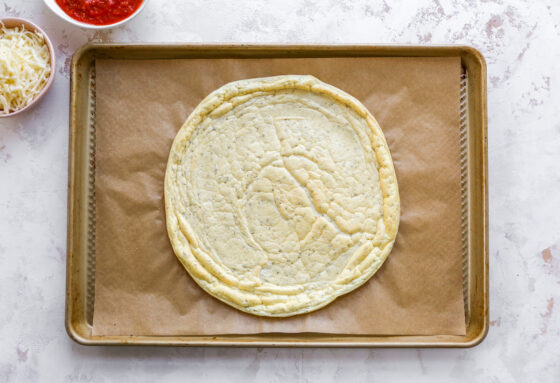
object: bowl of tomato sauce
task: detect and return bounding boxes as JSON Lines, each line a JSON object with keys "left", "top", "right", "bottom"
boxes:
{"left": 44, "top": 0, "right": 147, "bottom": 29}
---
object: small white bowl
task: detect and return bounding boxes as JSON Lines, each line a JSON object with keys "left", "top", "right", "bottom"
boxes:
{"left": 43, "top": 0, "right": 148, "bottom": 30}
{"left": 0, "top": 18, "right": 56, "bottom": 118}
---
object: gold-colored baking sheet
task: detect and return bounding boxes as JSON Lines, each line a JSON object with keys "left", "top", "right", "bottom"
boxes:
{"left": 66, "top": 44, "right": 488, "bottom": 347}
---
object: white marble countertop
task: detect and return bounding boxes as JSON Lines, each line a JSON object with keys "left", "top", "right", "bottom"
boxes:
{"left": 1, "top": 0, "right": 559, "bottom": 381}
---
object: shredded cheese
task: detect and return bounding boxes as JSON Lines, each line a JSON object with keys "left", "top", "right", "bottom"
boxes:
{"left": 0, "top": 23, "right": 51, "bottom": 114}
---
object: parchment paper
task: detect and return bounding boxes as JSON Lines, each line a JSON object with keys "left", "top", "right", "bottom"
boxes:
{"left": 92, "top": 56, "right": 465, "bottom": 336}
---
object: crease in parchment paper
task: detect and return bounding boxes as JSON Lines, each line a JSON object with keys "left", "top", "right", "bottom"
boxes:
{"left": 92, "top": 57, "right": 466, "bottom": 336}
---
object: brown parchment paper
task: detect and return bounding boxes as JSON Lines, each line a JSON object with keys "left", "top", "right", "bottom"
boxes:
{"left": 92, "top": 56, "right": 465, "bottom": 336}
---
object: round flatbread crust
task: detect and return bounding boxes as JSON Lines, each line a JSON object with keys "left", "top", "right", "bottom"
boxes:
{"left": 165, "top": 75, "right": 400, "bottom": 317}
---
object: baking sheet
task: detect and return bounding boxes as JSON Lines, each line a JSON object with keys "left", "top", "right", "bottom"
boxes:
{"left": 92, "top": 57, "right": 466, "bottom": 336}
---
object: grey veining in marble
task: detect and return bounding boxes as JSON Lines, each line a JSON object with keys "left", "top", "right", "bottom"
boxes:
{"left": 0, "top": 0, "right": 559, "bottom": 381}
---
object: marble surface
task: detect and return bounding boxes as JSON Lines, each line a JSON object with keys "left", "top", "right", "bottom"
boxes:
{"left": 1, "top": 0, "right": 559, "bottom": 381}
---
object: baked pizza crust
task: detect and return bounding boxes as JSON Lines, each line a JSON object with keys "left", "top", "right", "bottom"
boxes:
{"left": 165, "top": 75, "right": 400, "bottom": 317}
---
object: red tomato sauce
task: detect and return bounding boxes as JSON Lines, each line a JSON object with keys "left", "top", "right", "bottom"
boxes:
{"left": 55, "top": 0, "right": 143, "bottom": 26}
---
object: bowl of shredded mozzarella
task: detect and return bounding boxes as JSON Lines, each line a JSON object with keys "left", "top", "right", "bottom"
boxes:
{"left": 0, "top": 18, "right": 55, "bottom": 117}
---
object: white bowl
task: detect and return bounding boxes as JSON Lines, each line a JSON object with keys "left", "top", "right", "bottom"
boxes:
{"left": 43, "top": 0, "right": 147, "bottom": 29}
